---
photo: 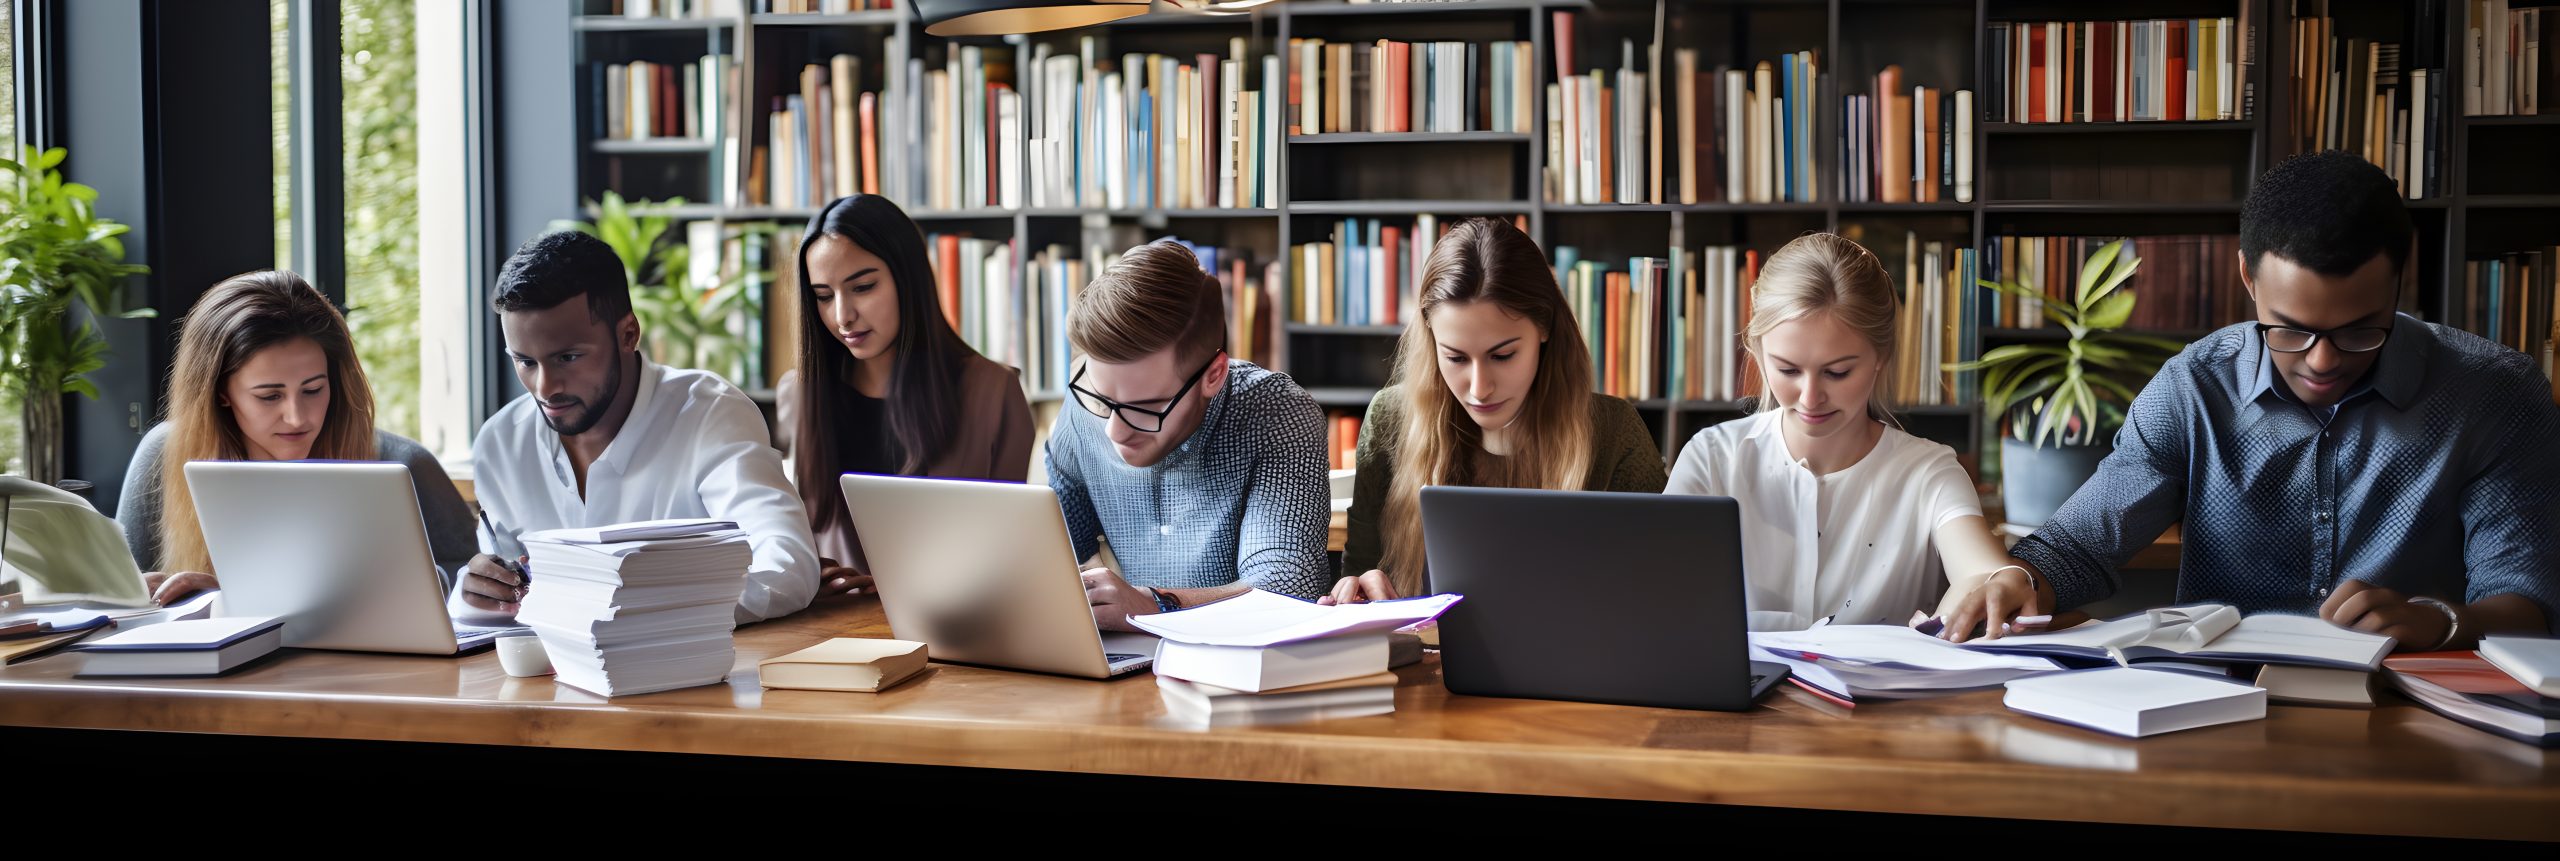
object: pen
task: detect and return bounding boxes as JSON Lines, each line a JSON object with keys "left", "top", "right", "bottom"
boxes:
{"left": 477, "top": 507, "right": 529, "bottom": 598}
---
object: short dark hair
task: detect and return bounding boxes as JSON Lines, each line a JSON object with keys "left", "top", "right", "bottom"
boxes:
{"left": 491, "top": 230, "right": 633, "bottom": 323}
{"left": 2240, "top": 149, "right": 2412, "bottom": 280}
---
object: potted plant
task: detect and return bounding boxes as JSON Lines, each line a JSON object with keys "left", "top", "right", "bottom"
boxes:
{"left": 1947, "top": 239, "right": 2184, "bottom": 528}
{"left": 553, "top": 191, "right": 767, "bottom": 388}
{"left": 0, "top": 147, "right": 155, "bottom": 485}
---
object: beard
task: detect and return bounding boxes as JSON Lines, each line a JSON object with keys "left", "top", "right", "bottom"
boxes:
{"left": 539, "top": 350, "right": 626, "bottom": 437}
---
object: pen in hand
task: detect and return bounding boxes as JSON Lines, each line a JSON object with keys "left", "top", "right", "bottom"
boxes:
{"left": 477, "top": 507, "right": 530, "bottom": 600}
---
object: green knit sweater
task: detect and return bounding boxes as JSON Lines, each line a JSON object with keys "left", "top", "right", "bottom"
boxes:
{"left": 1341, "top": 387, "right": 1669, "bottom": 580}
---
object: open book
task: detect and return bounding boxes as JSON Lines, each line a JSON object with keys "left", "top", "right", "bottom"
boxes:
{"left": 1961, "top": 604, "right": 2395, "bottom": 671}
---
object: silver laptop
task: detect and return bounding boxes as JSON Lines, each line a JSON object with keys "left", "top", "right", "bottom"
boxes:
{"left": 184, "top": 461, "right": 522, "bottom": 655}
{"left": 840, "top": 474, "right": 1153, "bottom": 679}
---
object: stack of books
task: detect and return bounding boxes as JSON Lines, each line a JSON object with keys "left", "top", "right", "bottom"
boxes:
{"left": 756, "top": 55, "right": 885, "bottom": 211}
{"left": 598, "top": 56, "right": 731, "bottom": 146}
{"left": 1750, "top": 625, "right": 2067, "bottom": 706}
{"left": 1982, "top": 234, "right": 2245, "bottom": 331}
{"left": 1842, "top": 67, "right": 1973, "bottom": 204}
{"left": 1284, "top": 37, "right": 1537, "bottom": 135}
{"left": 518, "top": 519, "right": 752, "bottom": 697}
{"left": 1021, "top": 243, "right": 1087, "bottom": 396}
{"left": 2386, "top": 637, "right": 2560, "bottom": 748}
{"left": 1548, "top": 9, "right": 1822, "bottom": 204}
{"left": 2466, "top": 1, "right": 2558, "bottom": 117}
{"left": 2292, "top": 12, "right": 2441, "bottom": 199}
{"left": 1131, "top": 589, "right": 1459, "bottom": 727}
{"left": 1872, "top": 234, "right": 1972, "bottom": 408}
{"left": 1020, "top": 37, "right": 1282, "bottom": 211}
{"left": 1988, "top": 15, "right": 2250, "bottom": 123}
{"left": 2459, "top": 247, "right": 2558, "bottom": 368}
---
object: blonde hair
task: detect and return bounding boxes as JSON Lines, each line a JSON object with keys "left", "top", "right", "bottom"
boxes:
{"left": 1068, "top": 240, "right": 1225, "bottom": 365}
{"left": 1745, "top": 233, "right": 1901, "bottom": 424}
{"left": 1380, "top": 219, "right": 1595, "bottom": 596}
{"left": 156, "top": 271, "right": 378, "bottom": 574}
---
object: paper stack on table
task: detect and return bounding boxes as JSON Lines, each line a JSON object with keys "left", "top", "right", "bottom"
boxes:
{"left": 1131, "top": 589, "right": 1458, "bottom": 725}
{"left": 517, "top": 520, "right": 750, "bottom": 697}
{"left": 1750, "top": 624, "right": 2065, "bottom": 703}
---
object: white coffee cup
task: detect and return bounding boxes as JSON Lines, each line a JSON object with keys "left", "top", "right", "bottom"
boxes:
{"left": 496, "top": 633, "right": 553, "bottom": 678}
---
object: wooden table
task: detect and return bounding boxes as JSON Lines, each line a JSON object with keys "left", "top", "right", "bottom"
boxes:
{"left": 5, "top": 602, "right": 2551, "bottom": 838}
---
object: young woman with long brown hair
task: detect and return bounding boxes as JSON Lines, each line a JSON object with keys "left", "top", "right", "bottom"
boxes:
{"left": 1330, "top": 218, "right": 1668, "bottom": 604}
{"left": 113, "top": 270, "right": 476, "bottom": 604}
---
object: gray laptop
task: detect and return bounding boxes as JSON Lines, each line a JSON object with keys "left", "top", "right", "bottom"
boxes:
{"left": 1422, "top": 486, "right": 1786, "bottom": 711}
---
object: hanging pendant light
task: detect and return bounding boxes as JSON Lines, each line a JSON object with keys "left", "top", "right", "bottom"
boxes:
{"left": 916, "top": 0, "right": 1152, "bottom": 37}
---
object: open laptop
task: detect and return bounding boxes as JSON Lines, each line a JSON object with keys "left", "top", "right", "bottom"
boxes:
{"left": 184, "top": 461, "right": 523, "bottom": 655}
{"left": 1422, "top": 486, "right": 1787, "bottom": 711}
{"left": 840, "top": 474, "right": 1154, "bottom": 679}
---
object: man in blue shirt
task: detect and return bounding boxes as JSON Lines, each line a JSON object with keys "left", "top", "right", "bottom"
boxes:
{"left": 1050, "top": 240, "right": 1333, "bottom": 630}
{"left": 1944, "top": 151, "right": 2560, "bottom": 649}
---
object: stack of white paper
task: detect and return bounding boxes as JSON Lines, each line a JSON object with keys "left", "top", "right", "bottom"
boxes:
{"left": 1130, "top": 590, "right": 1460, "bottom": 696}
{"left": 517, "top": 522, "right": 750, "bottom": 697}
{"left": 1750, "top": 625, "right": 2065, "bottom": 702}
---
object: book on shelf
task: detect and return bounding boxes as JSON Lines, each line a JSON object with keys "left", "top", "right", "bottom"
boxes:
{"left": 754, "top": 0, "right": 896, "bottom": 12}
{"left": 1986, "top": 17, "right": 2245, "bottom": 123}
{"left": 905, "top": 44, "right": 1022, "bottom": 211}
{"left": 1547, "top": 10, "right": 1819, "bottom": 205}
{"left": 2466, "top": 0, "right": 2559, "bottom": 116}
{"left": 926, "top": 231, "right": 1020, "bottom": 378}
{"left": 1981, "top": 234, "right": 2245, "bottom": 332}
{"left": 609, "top": 0, "right": 741, "bottom": 19}
{"left": 1028, "top": 37, "right": 1281, "bottom": 211}
{"left": 1285, "top": 37, "right": 1535, "bottom": 136}
{"left": 598, "top": 56, "right": 730, "bottom": 146}
{"left": 1328, "top": 411, "right": 1363, "bottom": 471}
{"left": 2293, "top": 8, "right": 2446, "bottom": 199}
{"left": 1659, "top": 244, "right": 1761, "bottom": 404}
{"left": 756, "top": 55, "right": 887, "bottom": 211}
{"left": 1843, "top": 67, "right": 1973, "bottom": 204}
{"left": 2460, "top": 247, "right": 2560, "bottom": 371}
{"left": 1289, "top": 213, "right": 1500, "bottom": 327}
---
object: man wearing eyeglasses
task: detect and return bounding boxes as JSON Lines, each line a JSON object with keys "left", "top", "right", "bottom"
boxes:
{"left": 1049, "top": 240, "right": 1331, "bottom": 630}
{"left": 1943, "top": 150, "right": 2560, "bottom": 650}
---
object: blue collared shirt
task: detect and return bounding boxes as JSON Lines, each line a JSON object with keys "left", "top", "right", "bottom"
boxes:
{"left": 2011, "top": 315, "right": 2560, "bottom": 632}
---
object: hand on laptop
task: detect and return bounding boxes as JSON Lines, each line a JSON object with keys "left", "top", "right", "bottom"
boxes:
{"left": 144, "top": 571, "right": 218, "bottom": 605}
{"left": 1318, "top": 570, "right": 1398, "bottom": 606}
{"left": 459, "top": 553, "right": 531, "bottom": 615}
{"left": 815, "top": 559, "right": 875, "bottom": 603}
{"left": 1080, "top": 567, "right": 1158, "bottom": 632}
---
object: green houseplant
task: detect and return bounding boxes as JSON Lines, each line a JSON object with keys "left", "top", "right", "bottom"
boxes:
{"left": 554, "top": 191, "right": 768, "bottom": 388}
{"left": 0, "top": 146, "right": 155, "bottom": 485}
{"left": 1946, "top": 239, "right": 2184, "bottom": 526}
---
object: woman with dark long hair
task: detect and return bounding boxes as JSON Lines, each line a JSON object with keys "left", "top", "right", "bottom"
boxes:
{"left": 786, "top": 194, "right": 1034, "bottom": 600}
{"left": 1331, "top": 218, "right": 1668, "bottom": 604}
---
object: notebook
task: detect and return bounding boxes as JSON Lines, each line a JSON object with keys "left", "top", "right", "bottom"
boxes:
{"left": 69, "top": 616, "right": 285, "bottom": 677}
{"left": 2479, "top": 636, "right": 2560, "bottom": 698}
{"left": 2003, "top": 666, "right": 2268, "bottom": 738}
{"left": 2384, "top": 651, "right": 2560, "bottom": 748}
{"left": 1963, "top": 604, "right": 2395, "bottom": 671}
{"left": 759, "top": 638, "right": 929, "bottom": 692}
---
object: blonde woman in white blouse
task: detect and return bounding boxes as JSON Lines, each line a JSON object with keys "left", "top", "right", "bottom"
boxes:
{"left": 1666, "top": 233, "right": 2032, "bottom": 633}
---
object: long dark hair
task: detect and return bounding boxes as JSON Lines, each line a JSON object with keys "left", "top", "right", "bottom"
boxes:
{"left": 791, "top": 195, "right": 977, "bottom": 523}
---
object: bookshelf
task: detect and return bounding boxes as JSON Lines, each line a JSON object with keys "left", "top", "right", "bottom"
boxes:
{"left": 558, "top": 0, "right": 2557, "bottom": 475}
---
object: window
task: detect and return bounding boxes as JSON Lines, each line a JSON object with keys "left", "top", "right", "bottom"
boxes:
{"left": 2, "top": 1, "right": 21, "bottom": 477}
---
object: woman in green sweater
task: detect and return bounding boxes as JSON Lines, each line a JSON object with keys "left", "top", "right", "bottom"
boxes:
{"left": 1329, "top": 218, "right": 1668, "bottom": 604}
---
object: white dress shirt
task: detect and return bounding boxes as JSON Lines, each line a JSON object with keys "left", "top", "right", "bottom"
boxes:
{"left": 1666, "top": 409, "right": 1983, "bottom": 631}
{"left": 454, "top": 356, "right": 819, "bottom": 625}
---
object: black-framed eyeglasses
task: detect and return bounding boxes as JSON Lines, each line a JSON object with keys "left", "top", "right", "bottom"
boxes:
{"left": 1068, "top": 356, "right": 1219, "bottom": 433}
{"left": 2255, "top": 322, "right": 2393, "bottom": 354}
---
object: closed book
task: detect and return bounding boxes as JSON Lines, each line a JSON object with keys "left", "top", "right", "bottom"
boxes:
{"left": 760, "top": 638, "right": 929, "bottom": 692}
{"left": 2255, "top": 663, "right": 2376, "bottom": 707}
{"left": 2480, "top": 636, "right": 2560, "bottom": 697}
{"left": 2004, "top": 666, "right": 2267, "bottom": 737}
{"left": 2386, "top": 651, "right": 2560, "bottom": 747}
{"left": 1153, "top": 632, "right": 1389, "bottom": 693}
{"left": 1157, "top": 670, "right": 1399, "bottom": 727}
{"left": 72, "top": 616, "right": 285, "bottom": 678}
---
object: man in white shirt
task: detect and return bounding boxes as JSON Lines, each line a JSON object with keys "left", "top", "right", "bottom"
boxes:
{"left": 452, "top": 230, "right": 818, "bottom": 625}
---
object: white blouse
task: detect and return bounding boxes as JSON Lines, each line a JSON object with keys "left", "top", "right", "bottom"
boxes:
{"left": 1666, "top": 409, "right": 1983, "bottom": 631}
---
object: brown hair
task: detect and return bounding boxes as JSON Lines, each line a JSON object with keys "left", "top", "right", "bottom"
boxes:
{"left": 1745, "top": 232, "right": 1903, "bottom": 423}
{"left": 157, "top": 270, "right": 378, "bottom": 574}
{"left": 1379, "top": 219, "right": 1595, "bottom": 595}
{"left": 1068, "top": 240, "right": 1225, "bottom": 365}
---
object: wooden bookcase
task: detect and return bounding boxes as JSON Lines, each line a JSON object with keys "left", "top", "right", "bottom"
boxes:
{"left": 562, "top": 0, "right": 2559, "bottom": 479}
